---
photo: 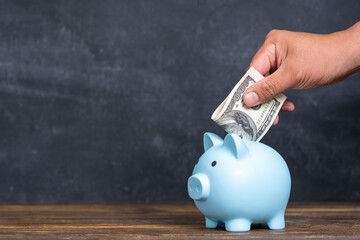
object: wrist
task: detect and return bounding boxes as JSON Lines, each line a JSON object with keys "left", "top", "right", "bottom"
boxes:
{"left": 343, "top": 22, "right": 360, "bottom": 73}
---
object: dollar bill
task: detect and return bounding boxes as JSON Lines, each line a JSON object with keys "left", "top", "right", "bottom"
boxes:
{"left": 211, "top": 67, "right": 286, "bottom": 142}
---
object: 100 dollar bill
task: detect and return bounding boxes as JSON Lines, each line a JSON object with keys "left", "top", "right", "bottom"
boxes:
{"left": 211, "top": 67, "right": 286, "bottom": 142}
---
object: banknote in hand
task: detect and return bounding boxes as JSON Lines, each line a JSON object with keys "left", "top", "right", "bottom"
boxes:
{"left": 211, "top": 67, "right": 286, "bottom": 141}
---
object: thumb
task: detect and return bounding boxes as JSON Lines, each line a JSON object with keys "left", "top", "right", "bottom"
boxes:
{"left": 243, "top": 68, "right": 293, "bottom": 106}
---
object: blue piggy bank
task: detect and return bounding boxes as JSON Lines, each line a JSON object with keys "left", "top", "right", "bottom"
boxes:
{"left": 188, "top": 133, "right": 291, "bottom": 232}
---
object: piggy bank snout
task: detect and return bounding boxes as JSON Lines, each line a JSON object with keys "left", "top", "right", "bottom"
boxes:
{"left": 188, "top": 173, "right": 210, "bottom": 200}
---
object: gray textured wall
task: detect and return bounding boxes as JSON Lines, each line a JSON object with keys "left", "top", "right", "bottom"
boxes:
{"left": 0, "top": 0, "right": 359, "bottom": 202}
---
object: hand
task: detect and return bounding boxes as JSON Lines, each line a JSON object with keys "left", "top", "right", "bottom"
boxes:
{"left": 243, "top": 22, "right": 360, "bottom": 125}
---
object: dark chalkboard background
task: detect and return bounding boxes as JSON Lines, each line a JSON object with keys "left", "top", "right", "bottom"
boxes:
{"left": 0, "top": 0, "right": 359, "bottom": 202}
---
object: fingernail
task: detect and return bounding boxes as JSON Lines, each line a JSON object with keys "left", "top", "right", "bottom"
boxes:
{"left": 244, "top": 92, "right": 259, "bottom": 106}
{"left": 282, "top": 105, "right": 290, "bottom": 111}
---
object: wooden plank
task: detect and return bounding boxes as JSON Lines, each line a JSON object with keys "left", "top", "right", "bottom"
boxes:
{"left": 0, "top": 202, "right": 358, "bottom": 239}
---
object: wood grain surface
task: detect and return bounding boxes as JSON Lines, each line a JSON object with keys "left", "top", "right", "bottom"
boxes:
{"left": 0, "top": 202, "right": 358, "bottom": 239}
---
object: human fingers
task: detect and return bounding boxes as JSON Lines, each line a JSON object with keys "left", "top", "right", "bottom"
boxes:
{"left": 273, "top": 115, "right": 279, "bottom": 126}
{"left": 243, "top": 67, "right": 295, "bottom": 107}
{"left": 280, "top": 100, "right": 295, "bottom": 112}
{"left": 247, "top": 42, "right": 277, "bottom": 76}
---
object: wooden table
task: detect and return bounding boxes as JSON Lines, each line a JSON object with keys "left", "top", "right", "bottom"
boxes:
{"left": 0, "top": 202, "right": 358, "bottom": 239}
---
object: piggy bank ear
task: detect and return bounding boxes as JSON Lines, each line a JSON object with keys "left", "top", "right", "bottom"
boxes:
{"left": 223, "top": 134, "right": 248, "bottom": 159}
{"left": 203, "top": 132, "right": 223, "bottom": 152}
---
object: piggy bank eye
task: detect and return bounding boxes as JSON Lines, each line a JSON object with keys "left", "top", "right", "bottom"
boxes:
{"left": 211, "top": 161, "right": 217, "bottom": 167}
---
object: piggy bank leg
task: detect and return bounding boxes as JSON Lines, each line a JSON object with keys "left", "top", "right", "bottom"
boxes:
{"left": 225, "top": 219, "right": 251, "bottom": 232}
{"left": 205, "top": 217, "right": 222, "bottom": 228}
{"left": 267, "top": 212, "right": 285, "bottom": 230}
